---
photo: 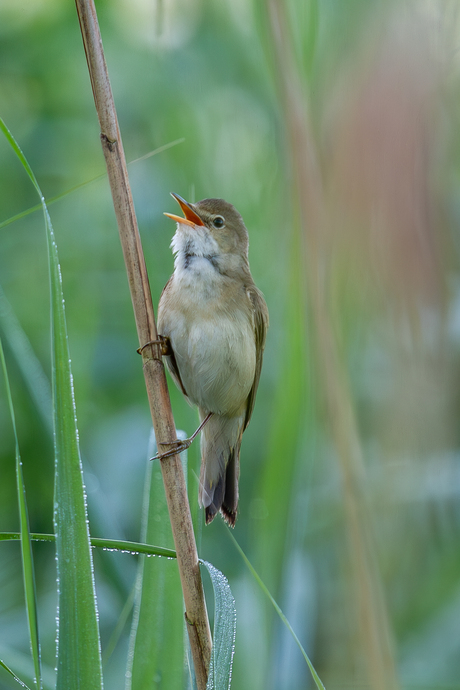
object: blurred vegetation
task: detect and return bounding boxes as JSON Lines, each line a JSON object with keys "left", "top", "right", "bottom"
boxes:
{"left": 1, "top": 0, "right": 460, "bottom": 688}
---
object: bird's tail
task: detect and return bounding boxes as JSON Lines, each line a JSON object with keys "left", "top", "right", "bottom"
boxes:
{"left": 198, "top": 412, "right": 243, "bottom": 527}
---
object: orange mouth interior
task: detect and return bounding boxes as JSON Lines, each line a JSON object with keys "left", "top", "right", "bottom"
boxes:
{"left": 164, "top": 193, "right": 204, "bottom": 227}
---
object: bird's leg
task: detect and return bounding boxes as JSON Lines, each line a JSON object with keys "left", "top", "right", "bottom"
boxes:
{"left": 151, "top": 412, "right": 214, "bottom": 461}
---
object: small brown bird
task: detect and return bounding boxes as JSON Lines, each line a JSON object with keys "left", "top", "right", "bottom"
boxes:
{"left": 157, "top": 193, "right": 269, "bottom": 526}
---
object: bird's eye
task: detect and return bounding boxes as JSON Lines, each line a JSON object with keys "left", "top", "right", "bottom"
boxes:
{"left": 212, "top": 216, "right": 225, "bottom": 229}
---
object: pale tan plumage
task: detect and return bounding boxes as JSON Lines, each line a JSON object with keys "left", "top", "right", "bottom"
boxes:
{"left": 157, "top": 194, "right": 268, "bottom": 526}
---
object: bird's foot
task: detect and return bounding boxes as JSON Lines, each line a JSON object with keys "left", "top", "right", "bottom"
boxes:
{"left": 137, "top": 335, "right": 172, "bottom": 357}
{"left": 151, "top": 412, "right": 214, "bottom": 461}
{"left": 151, "top": 437, "right": 192, "bottom": 461}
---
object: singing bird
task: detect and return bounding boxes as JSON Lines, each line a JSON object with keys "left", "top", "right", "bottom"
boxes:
{"left": 157, "top": 193, "right": 269, "bottom": 526}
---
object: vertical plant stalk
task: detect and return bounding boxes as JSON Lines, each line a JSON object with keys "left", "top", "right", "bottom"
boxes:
{"left": 265, "top": 2, "right": 399, "bottom": 689}
{"left": 0, "top": 338, "right": 42, "bottom": 690}
{"left": 74, "top": 1, "right": 212, "bottom": 686}
{"left": 0, "top": 117, "right": 103, "bottom": 689}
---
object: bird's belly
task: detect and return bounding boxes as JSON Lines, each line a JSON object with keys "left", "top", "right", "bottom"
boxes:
{"left": 170, "top": 311, "right": 256, "bottom": 416}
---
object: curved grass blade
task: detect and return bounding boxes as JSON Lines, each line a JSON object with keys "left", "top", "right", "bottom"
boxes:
{"left": 102, "top": 585, "right": 136, "bottom": 666}
{"left": 0, "top": 339, "right": 42, "bottom": 689}
{"left": 0, "top": 117, "right": 103, "bottom": 689}
{"left": 200, "top": 561, "right": 236, "bottom": 690}
{"left": 0, "top": 284, "right": 53, "bottom": 434}
{"left": 0, "top": 533, "right": 176, "bottom": 558}
{"left": 126, "top": 432, "right": 184, "bottom": 690}
{"left": 0, "top": 658, "right": 33, "bottom": 690}
{"left": 0, "top": 138, "right": 185, "bottom": 231}
{"left": 228, "top": 532, "right": 326, "bottom": 690}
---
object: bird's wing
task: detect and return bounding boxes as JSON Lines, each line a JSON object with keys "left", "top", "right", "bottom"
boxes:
{"left": 165, "top": 344, "right": 189, "bottom": 397}
{"left": 158, "top": 278, "right": 189, "bottom": 398}
{"left": 244, "top": 285, "right": 269, "bottom": 430}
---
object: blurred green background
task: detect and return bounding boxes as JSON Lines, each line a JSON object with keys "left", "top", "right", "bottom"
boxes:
{"left": 1, "top": 0, "right": 460, "bottom": 688}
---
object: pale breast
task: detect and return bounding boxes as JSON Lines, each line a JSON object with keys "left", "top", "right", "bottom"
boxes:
{"left": 158, "top": 268, "right": 256, "bottom": 416}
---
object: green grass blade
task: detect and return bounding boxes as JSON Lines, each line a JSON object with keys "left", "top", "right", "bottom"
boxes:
{"left": 102, "top": 585, "right": 136, "bottom": 666}
{"left": 0, "top": 138, "right": 185, "bottom": 231}
{"left": 0, "top": 284, "right": 53, "bottom": 434}
{"left": 0, "top": 121, "right": 42, "bottom": 196}
{"left": 0, "top": 658, "right": 33, "bottom": 690}
{"left": 0, "top": 532, "right": 176, "bottom": 558}
{"left": 49, "top": 213, "right": 103, "bottom": 689}
{"left": 126, "top": 433, "right": 184, "bottom": 690}
{"left": 201, "top": 561, "right": 236, "bottom": 690}
{"left": 0, "top": 339, "right": 42, "bottom": 689}
{"left": 0, "top": 117, "right": 104, "bottom": 689}
{"left": 228, "top": 532, "right": 326, "bottom": 690}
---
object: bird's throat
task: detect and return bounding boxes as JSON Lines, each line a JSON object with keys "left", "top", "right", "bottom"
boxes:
{"left": 183, "top": 250, "right": 220, "bottom": 272}
{"left": 173, "top": 226, "right": 222, "bottom": 278}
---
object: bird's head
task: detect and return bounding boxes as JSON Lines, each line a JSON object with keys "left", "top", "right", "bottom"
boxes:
{"left": 165, "top": 193, "right": 250, "bottom": 274}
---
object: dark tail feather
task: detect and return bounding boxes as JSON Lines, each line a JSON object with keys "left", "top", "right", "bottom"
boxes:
{"left": 221, "top": 448, "right": 238, "bottom": 527}
{"left": 205, "top": 474, "right": 225, "bottom": 525}
{"left": 204, "top": 447, "right": 240, "bottom": 527}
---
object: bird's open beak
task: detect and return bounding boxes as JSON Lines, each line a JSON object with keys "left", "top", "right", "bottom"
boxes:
{"left": 164, "top": 192, "right": 204, "bottom": 227}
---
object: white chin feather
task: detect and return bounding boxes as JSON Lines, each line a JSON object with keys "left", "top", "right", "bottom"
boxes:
{"left": 171, "top": 223, "right": 219, "bottom": 258}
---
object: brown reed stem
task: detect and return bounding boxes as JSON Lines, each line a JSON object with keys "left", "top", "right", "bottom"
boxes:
{"left": 73, "top": 1, "right": 212, "bottom": 685}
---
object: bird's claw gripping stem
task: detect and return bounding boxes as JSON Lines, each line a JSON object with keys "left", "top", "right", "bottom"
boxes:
{"left": 150, "top": 412, "right": 214, "bottom": 461}
{"left": 151, "top": 438, "right": 192, "bottom": 461}
{"left": 137, "top": 335, "right": 172, "bottom": 357}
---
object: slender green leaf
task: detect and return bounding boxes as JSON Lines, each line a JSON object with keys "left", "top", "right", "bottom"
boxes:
{"left": 46, "top": 157, "right": 103, "bottom": 690}
{"left": 201, "top": 561, "right": 236, "bottom": 690}
{"left": 0, "top": 138, "right": 185, "bottom": 230}
{"left": 102, "top": 585, "right": 137, "bottom": 666}
{"left": 0, "top": 658, "right": 33, "bottom": 690}
{"left": 255, "top": 227, "right": 312, "bottom": 595}
{"left": 0, "top": 284, "right": 53, "bottom": 434}
{"left": 228, "top": 532, "right": 326, "bottom": 690}
{"left": 126, "top": 432, "right": 184, "bottom": 690}
{"left": 0, "top": 338, "right": 42, "bottom": 688}
{"left": 0, "top": 117, "right": 103, "bottom": 689}
{"left": 0, "top": 532, "right": 176, "bottom": 558}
